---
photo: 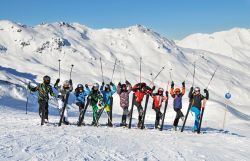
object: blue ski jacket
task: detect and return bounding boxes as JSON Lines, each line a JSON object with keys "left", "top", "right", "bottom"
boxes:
{"left": 74, "top": 87, "right": 90, "bottom": 104}
{"left": 100, "top": 85, "right": 117, "bottom": 106}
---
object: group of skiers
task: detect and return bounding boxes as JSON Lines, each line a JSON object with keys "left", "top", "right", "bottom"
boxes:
{"left": 28, "top": 75, "right": 209, "bottom": 132}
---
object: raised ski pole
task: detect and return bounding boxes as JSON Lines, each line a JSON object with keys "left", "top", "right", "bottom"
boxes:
{"left": 122, "top": 61, "right": 127, "bottom": 81}
{"left": 25, "top": 82, "right": 31, "bottom": 114}
{"left": 169, "top": 68, "right": 173, "bottom": 82}
{"left": 181, "top": 62, "right": 196, "bottom": 132}
{"left": 100, "top": 57, "right": 104, "bottom": 82}
{"left": 197, "top": 65, "right": 219, "bottom": 134}
{"left": 111, "top": 59, "right": 117, "bottom": 82}
{"left": 58, "top": 59, "right": 61, "bottom": 79}
{"left": 149, "top": 65, "right": 167, "bottom": 86}
{"left": 140, "top": 57, "right": 142, "bottom": 84}
{"left": 69, "top": 64, "right": 74, "bottom": 79}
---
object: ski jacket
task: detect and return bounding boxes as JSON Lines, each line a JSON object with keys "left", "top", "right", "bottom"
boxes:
{"left": 74, "top": 87, "right": 90, "bottom": 104}
{"left": 100, "top": 84, "right": 117, "bottom": 106}
{"left": 117, "top": 84, "right": 132, "bottom": 108}
{"left": 54, "top": 82, "right": 73, "bottom": 102}
{"left": 170, "top": 87, "right": 185, "bottom": 110}
{"left": 189, "top": 89, "right": 209, "bottom": 109}
{"left": 132, "top": 83, "right": 153, "bottom": 104}
{"left": 29, "top": 83, "right": 55, "bottom": 103}
{"left": 151, "top": 94, "right": 168, "bottom": 110}
{"left": 89, "top": 90, "right": 103, "bottom": 106}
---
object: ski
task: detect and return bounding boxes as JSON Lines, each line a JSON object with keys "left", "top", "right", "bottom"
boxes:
{"left": 160, "top": 97, "right": 169, "bottom": 131}
{"left": 141, "top": 94, "right": 150, "bottom": 129}
{"left": 128, "top": 93, "right": 136, "bottom": 129}
{"left": 96, "top": 96, "right": 112, "bottom": 124}
{"left": 58, "top": 91, "right": 70, "bottom": 126}
{"left": 197, "top": 102, "right": 206, "bottom": 134}
{"left": 110, "top": 96, "right": 113, "bottom": 124}
{"left": 77, "top": 98, "right": 90, "bottom": 126}
{"left": 180, "top": 101, "right": 192, "bottom": 132}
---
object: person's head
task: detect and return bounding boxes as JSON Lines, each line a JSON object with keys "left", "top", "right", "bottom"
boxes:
{"left": 140, "top": 83, "right": 146, "bottom": 92}
{"left": 43, "top": 75, "right": 51, "bottom": 85}
{"left": 174, "top": 88, "right": 181, "bottom": 95}
{"left": 63, "top": 80, "right": 70, "bottom": 90}
{"left": 104, "top": 84, "right": 111, "bottom": 92}
{"left": 158, "top": 88, "right": 164, "bottom": 96}
{"left": 77, "top": 84, "right": 84, "bottom": 92}
{"left": 121, "top": 84, "right": 127, "bottom": 92}
{"left": 93, "top": 83, "right": 99, "bottom": 91}
{"left": 194, "top": 87, "right": 200, "bottom": 95}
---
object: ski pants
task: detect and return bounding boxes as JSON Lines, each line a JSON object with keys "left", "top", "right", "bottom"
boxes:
{"left": 153, "top": 107, "right": 162, "bottom": 128}
{"left": 39, "top": 100, "right": 49, "bottom": 120}
{"left": 134, "top": 101, "right": 143, "bottom": 123}
{"left": 58, "top": 99, "right": 68, "bottom": 122}
{"left": 191, "top": 106, "right": 201, "bottom": 131}
{"left": 76, "top": 102, "right": 86, "bottom": 120}
{"left": 92, "top": 104, "right": 98, "bottom": 123}
{"left": 104, "top": 104, "right": 112, "bottom": 125}
{"left": 121, "top": 106, "right": 129, "bottom": 123}
{"left": 173, "top": 108, "right": 184, "bottom": 127}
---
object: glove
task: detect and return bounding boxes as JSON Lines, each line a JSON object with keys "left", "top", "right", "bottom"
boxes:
{"left": 204, "top": 89, "right": 208, "bottom": 93}
{"left": 118, "top": 82, "right": 122, "bottom": 86}
{"left": 102, "top": 82, "right": 105, "bottom": 86}
{"left": 110, "top": 82, "right": 114, "bottom": 86}
{"left": 152, "top": 86, "right": 156, "bottom": 91}
{"left": 125, "top": 80, "right": 131, "bottom": 85}
{"left": 171, "top": 81, "right": 174, "bottom": 88}
{"left": 182, "top": 81, "right": 185, "bottom": 87}
{"left": 165, "top": 91, "right": 169, "bottom": 97}
{"left": 85, "top": 84, "right": 88, "bottom": 88}
{"left": 69, "top": 79, "right": 72, "bottom": 85}
{"left": 75, "top": 88, "right": 78, "bottom": 93}
{"left": 56, "top": 78, "right": 60, "bottom": 84}
{"left": 190, "top": 87, "right": 193, "bottom": 91}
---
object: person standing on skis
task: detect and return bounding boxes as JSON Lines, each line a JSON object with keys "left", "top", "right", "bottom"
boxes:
{"left": 100, "top": 82, "right": 117, "bottom": 127}
{"left": 117, "top": 80, "right": 132, "bottom": 126}
{"left": 88, "top": 83, "right": 103, "bottom": 126}
{"left": 28, "top": 75, "right": 56, "bottom": 125}
{"left": 54, "top": 79, "right": 73, "bottom": 125}
{"left": 151, "top": 87, "right": 168, "bottom": 129}
{"left": 170, "top": 81, "right": 185, "bottom": 131}
{"left": 74, "top": 84, "right": 90, "bottom": 125}
{"left": 132, "top": 83, "right": 154, "bottom": 128}
{"left": 189, "top": 87, "right": 209, "bottom": 132}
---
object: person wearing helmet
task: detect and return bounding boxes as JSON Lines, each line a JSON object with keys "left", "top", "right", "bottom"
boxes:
{"left": 189, "top": 86, "right": 209, "bottom": 132}
{"left": 170, "top": 81, "right": 186, "bottom": 131}
{"left": 132, "top": 82, "right": 154, "bottom": 128}
{"left": 28, "top": 75, "right": 56, "bottom": 125}
{"left": 88, "top": 83, "right": 103, "bottom": 126}
{"left": 100, "top": 81, "right": 117, "bottom": 127}
{"left": 74, "top": 83, "right": 90, "bottom": 125}
{"left": 151, "top": 87, "right": 168, "bottom": 129}
{"left": 54, "top": 78, "right": 73, "bottom": 125}
{"left": 117, "top": 80, "right": 132, "bottom": 126}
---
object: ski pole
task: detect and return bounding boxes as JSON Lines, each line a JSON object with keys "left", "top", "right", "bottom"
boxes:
{"left": 149, "top": 65, "right": 167, "bottom": 86}
{"left": 206, "top": 65, "right": 219, "bottom": 90}
{"left": 25, "top": 82, "right": 31, "bottom": 114}
{"left": 111, "top": 59, "right": 117, "bottom": 82}
{"left": 140, "top": 57, "right": 142, "bottom": 84}
{"left": 184, "top": 71, "right": 189, "bottom": 82}
{"left": 70, "top": 64, "right": 74, "bottom": 79}
{"left": 58, "top": 59, "right": 61, "bottom": 79}
{"left": 192, "top": 62, "right": 196, "bottom": 87}
{"left": 100, "top": 57, "right": 104, "bottom": 82}
{"left": 122, "top": 60, "right": 127, "bottom": 81}
{"left": 169, "top": 68, "right": 173, "bottom": 82}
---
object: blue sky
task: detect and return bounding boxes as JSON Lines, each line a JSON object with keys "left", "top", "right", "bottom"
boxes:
{"left": 0, "top": 0, "right": 250, "bottom": 39}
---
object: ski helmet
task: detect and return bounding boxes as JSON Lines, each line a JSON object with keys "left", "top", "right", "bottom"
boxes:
{"left": 77, "top": 84, "right": 84, "bottom": 89}
{"left": 43, "top": 75, "right": 51, "bottom": 85}
{"left": 93, "top": 83, "right": 99, "bottom": 90}
{"left": 158, "top": 88, "right": 164, "bottom": 93}
{"left": 104, "top": 84, "right": 111, "bottom": 91}
{"left": 121, "top": 84, "right": 127, "bottom": 89}
{"left": 194, "top": 87, "right": 200, "bottom": 92}
{"left": 174, "top": 88, "right": 181, "bottom": 93}
{"left": 63, "top": 80, "right": 70, "bottom": 89}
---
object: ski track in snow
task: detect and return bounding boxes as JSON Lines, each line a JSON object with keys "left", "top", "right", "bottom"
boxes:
{"left": 0, "top": 107, "right": 249, "bottom": 161}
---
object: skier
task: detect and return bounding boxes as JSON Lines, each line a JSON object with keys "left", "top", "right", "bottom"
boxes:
{"left": 28, "top": 75, "right": 56, "bottom": 124}
{"left": 132, "top": 83, "right": 154, "bottom": 128}
{"left": 74, "top": 84, "right": 90, "bottom": 125}
{"left": 151, "top": 87, "right": 168, "bottom": 129}
{"left": 170, "top": 81, "right": 185, "bottom": 131}
{"left": 117, "top": 80, "right": 132, "bottom": 126}
{"left": 100, "top": 82, "right": 117, "bottom": 127}
{"left": 88, "top": 83, "right": 103, "bottom": 126}
{"left": 54, "top": 79, "right": 73, "bottom": 125}
{"left": 189, "top": 87, "right": 209, "bottom": 132}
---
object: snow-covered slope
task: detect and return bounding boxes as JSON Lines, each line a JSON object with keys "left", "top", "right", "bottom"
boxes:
{"left": 176, "top": 28, "right": 250, "bottom": 62}
{"left": 0, "top": 20, "right": 250, "bottom": 160}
